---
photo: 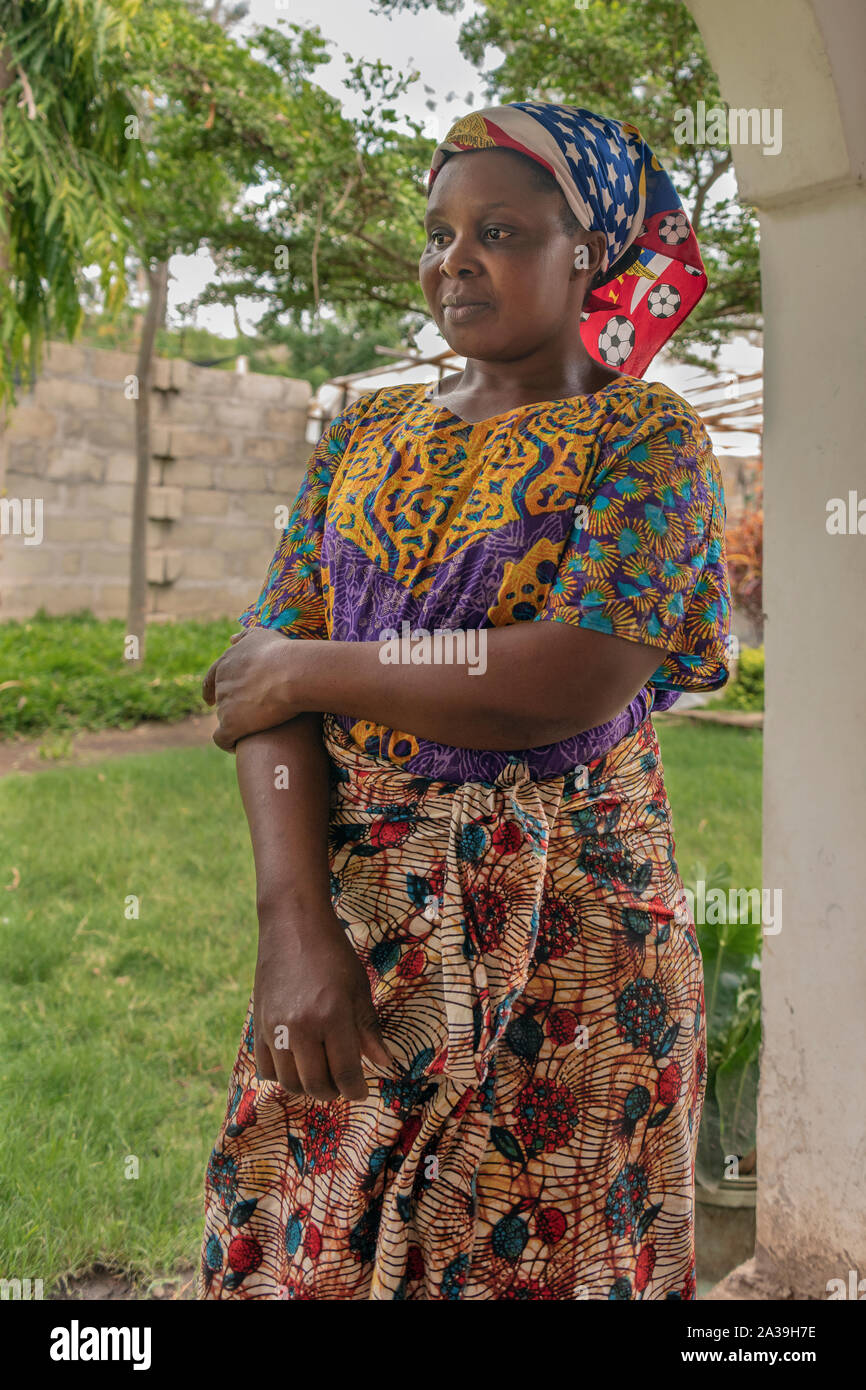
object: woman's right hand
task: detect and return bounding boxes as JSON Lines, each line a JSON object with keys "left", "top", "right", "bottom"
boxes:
{"left": 253, "top": 902, "right": 394, "bottom": 1103}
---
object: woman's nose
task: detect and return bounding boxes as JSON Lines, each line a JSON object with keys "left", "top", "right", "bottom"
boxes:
{"left": 438, "top": 236, "right": 481, "bottom": 278}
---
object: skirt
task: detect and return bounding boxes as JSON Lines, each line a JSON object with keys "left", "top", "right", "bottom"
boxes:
{"left": 197, "top": 712, "right": 706, "bottom": 1300}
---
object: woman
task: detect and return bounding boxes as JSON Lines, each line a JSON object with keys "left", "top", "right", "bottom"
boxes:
{"left": 197, "top": 102, "right": 730, "bottom": 1301}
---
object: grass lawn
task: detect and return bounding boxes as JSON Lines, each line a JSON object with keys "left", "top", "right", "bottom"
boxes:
{"left": 0, "top": 743, "right": 253, "bottom": 1291}
{"left": 0, "top": 720, "right": 762, "bottom": 1290}
{"left": 655, "top": 719, "right": 763, "bottom": 889}
{"left": 0, "top": 611, "right": 238, "bottom": 740}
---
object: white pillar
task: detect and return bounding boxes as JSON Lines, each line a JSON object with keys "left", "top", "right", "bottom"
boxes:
{"left": 687, "top": 0, "right": 866, "bottom": 1296}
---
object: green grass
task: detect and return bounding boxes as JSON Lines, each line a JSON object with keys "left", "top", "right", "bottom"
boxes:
{"left": 655, "top": 719, "right": 763, "bottom": 888}
{"left": 0, "top": 610, "right": 239, "bottom": 739}
{"left": 0, "top": 721, "right": 762, "bottom": 1289}
{"left": 0, "top": 744, "right": 255, "bottom": 1289}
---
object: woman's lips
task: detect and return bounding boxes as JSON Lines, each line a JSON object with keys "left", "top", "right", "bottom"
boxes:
{"left": 442, "top": 302, "right": 491, "bottom": 322}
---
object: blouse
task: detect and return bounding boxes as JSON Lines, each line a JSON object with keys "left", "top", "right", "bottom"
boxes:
{"left": 238, "top": 377, "right": 731, "bottom": 782}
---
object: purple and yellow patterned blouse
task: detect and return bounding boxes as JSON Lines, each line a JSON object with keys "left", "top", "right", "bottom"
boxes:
{"left": 239, "top": 377, "right": 731, "bottom": 782}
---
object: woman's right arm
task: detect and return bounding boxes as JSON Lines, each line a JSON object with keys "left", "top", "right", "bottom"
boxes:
{"left": 235, "top": 712, "right": 392, "bottom": 1103}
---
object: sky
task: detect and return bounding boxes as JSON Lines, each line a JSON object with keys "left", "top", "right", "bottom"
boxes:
{"left": 167, "top": 0, "right": 761, "bottom": 453}
{"left": 248, "top": 0, "right": 492, "bottom": 133}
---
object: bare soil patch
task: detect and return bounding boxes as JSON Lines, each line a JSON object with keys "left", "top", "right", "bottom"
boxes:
{"left": 49, "top": 1265, "right": 197, "bottom": 1301}
{"left": 0, "top": 713, "right": 219, "bottom": 777}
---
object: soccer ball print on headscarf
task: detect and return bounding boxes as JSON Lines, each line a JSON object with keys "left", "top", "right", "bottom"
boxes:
{"left": 427, "top": 103, "right": 707, "bottom": 377}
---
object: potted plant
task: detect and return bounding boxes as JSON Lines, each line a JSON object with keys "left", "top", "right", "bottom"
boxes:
{"left": 688, "top": 860, "right": 762, "bottom": 1283}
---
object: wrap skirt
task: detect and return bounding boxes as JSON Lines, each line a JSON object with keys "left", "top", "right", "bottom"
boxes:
{"left": 197, "top": 712, "right": 706, "bottom": 1300}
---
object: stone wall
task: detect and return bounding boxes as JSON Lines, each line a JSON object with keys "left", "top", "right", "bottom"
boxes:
{"left": 0, "top": 341, "right": 312, "bottom": 622}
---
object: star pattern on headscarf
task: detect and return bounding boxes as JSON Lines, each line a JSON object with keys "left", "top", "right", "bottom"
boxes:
{"left": 510, "top": 104, "right": 642, "bottom": 268}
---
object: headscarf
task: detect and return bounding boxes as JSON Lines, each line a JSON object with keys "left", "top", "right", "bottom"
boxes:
{"left": 427, "top": 102, "right": 706, "bottom": 377}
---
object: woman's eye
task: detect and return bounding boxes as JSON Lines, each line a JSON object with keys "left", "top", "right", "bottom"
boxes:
{"left": 427, "top": 227, "right": 511, "bottom": 248}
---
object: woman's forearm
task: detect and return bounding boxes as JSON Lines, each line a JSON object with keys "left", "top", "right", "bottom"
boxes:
{"left": 233, "top": 713, "right": 394, "bottom": 1103}
{"left": 235, "top": 713, "right": 333, "bottom": 916}
{"left": 293, "top": 622, "right": 665, "bottom": 750}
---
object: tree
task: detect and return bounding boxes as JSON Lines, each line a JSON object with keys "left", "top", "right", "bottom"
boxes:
{"left": 1, "top": 0, "right": 432, "bottom": 653}
{"left": 371, "top": 0, "right": 762, "bottom": 360}
{"left": 119, "top": 0, "right": 455, "bottom": 652}
{"left": 184, "top": 24, "right": 435, "bottom": 341}
{"left": 0, "top": 0, "right": 144, "bottom": 408}
{"left": 119, "top": 0, "right": 275, "bottom": 657}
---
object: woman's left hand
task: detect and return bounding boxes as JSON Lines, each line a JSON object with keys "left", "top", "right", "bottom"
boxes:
{"left": 202, "top": 626, "right": 304, "bottom": 751}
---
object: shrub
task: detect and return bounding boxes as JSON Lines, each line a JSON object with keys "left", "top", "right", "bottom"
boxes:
{"left": 725, "top": 477, "right": 763, "bottom": 638}
{"left": 718, "top": 645, "right": 764, "bottom": 712}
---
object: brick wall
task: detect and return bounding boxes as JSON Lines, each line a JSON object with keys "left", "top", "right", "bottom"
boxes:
{"left": 0, "top": 341, "right": 312, "bottom": 622}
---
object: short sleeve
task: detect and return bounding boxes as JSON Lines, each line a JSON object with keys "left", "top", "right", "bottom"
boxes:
{"left": 238, "top": 394, "right": 373, "bottom": 636}
{"left": 537, "top": 395, "right": 732, "bottom": 692}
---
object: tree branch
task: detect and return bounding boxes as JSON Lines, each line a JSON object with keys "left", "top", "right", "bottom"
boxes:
{"left": 15, "top": 63, "right": 35, "bottom": 119}
{"left": 691, "top": 150, "right": 733, "bottom": 232}
{"left": 310, "top": 198, "right": 322, "bottom": 317}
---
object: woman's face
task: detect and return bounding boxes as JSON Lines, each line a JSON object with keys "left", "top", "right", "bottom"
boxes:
{"left": 419, "top": 147, "right": 606, "bottom": 361}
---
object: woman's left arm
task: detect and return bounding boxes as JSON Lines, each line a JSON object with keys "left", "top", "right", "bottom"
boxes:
{"left": 203, "top": 621, "right": 665, "bottom": 752}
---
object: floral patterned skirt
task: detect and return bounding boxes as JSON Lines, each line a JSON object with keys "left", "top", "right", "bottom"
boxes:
{"left": 197, "top": 712, "right": 706, "bottom": 1300}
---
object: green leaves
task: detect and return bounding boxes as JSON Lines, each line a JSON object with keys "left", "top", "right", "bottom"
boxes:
{"left": 717, "top": 645, "right": 764, "bottom": 713}
{"left": 691, "top": 857, "right": 762, "bottom": 1188}
{"left": 0, "top": 0, "right": 144, "bottom": 406}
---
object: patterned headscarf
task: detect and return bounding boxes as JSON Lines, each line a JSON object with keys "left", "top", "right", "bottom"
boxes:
{"left": 427, "top": 102, "right": 706, "bottom": 377}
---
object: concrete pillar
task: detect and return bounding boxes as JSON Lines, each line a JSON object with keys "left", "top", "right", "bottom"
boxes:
{"left": 686, "top": 0, "right": 866, "bottom": 1297}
